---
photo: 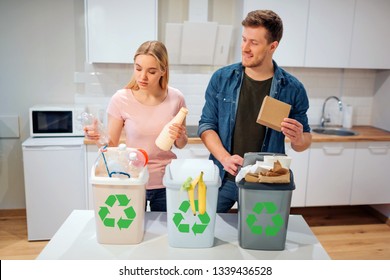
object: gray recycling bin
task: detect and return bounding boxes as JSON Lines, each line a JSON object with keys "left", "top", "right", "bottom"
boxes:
{"left": 237, "top": 152, "right": 295, "bottom": 251}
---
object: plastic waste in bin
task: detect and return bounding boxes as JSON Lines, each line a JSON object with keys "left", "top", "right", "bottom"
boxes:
{"left": 90, "top": 147, "right": 149, "bottom": 244}
{"left": 237, "top": 152, "right": 295, "bottom": 251}
{"left": 163, "top": 159, "right": 221, "bottom": 248}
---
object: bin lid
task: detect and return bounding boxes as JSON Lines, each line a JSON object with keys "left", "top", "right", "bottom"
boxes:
{"left": 237, "top": 171, "right": 295, "bottom": 191}
{"left": 243, "top": 152, "right": 286, "bottom": 167}
{"left": 163, "top": 159, "right": 221, "bottom": 189}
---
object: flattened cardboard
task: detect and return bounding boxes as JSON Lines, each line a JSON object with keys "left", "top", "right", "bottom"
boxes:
{"left": 257, "top": 96, "right": 291, "bottom": 132}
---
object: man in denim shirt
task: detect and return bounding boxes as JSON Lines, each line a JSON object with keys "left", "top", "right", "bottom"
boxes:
{"left": 198, "top": 10, "right": 312, "bottom": 213}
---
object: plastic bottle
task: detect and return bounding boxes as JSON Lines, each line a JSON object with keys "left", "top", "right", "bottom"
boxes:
{"left": 81, "top": 112, "right": 110, "bottom": 147}
{"left": 104, "top": 144, "right": 128, "bottom": 178}
{"left": 127, "top": 151, "right": 145, "bottom": 178}
{"left": 155, "top": 107, "right": 188, "bottom": 151}
{"left": 117, "top": 143, "right": 129, "bottom": 170}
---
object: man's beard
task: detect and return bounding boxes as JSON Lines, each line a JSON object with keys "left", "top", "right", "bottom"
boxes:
{"left": 242, "top": 54, "right": 264, "bottom": 68}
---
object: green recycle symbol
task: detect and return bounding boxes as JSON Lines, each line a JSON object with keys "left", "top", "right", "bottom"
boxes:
{"left": 172, "top": 200, "right": 210, "bottom": 235}
{"left": 98, "top": 194, "right": 136, "bottom": 230}
{"left": 246, "top": 202, "right": 284, "bottom": 236}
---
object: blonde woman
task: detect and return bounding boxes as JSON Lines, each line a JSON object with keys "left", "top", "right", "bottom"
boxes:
{"left": 85, "top": 41, "right": 188, "bottom": 211}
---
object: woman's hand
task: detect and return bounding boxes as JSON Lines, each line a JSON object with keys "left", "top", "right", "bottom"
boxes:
{"left": 83, "top": 118, "right": 111, "bottom": 147}
{"left": 83, "top": 118, "right": 101, "bottom": 141}
{"left": 170, "top": 123, "right": 188, "bottom": 149}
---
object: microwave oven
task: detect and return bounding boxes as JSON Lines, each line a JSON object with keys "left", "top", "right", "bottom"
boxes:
{"left": 29, "top": 104, "right": 86, "bottom": 137}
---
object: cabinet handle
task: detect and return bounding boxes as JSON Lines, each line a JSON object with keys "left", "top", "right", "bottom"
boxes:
{"left": 368, "top": 145, "right": 389, "bottom": 155}
{"left": 322, "top": 146, "right": 344, "bottom": 155}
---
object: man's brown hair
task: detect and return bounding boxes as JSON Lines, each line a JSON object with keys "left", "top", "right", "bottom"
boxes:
{"left": 242, "top": 10, "right": 283, "bottom": 44}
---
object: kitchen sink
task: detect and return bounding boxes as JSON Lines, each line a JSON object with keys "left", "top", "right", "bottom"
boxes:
{"left": 312, "top": 127, "right": 358, "bottom": 136}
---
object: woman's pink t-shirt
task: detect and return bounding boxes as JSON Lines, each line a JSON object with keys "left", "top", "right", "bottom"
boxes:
{"left": 107, "top": 87, "right": 186, "bottom": 190}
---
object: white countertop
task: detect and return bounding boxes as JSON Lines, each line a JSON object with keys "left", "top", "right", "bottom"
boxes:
{"left": 37, "top": 210, "right": 330, "bottom": 260}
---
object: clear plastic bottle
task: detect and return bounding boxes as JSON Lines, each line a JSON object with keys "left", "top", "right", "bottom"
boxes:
{"left": 117, "top": 143, "right": 129, "bottom": 170}
{"left": 127, "top": 151, "right": 146, "bottom": 178}
{"left": 81, "top": 112, "right": 110, "bottom": 147}
{"left": 105, "top": 144, "right": 128, "bottom": 178}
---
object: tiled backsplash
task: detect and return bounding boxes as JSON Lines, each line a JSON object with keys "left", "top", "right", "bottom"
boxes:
{"left": 75, "top": 64, "right": 376, "bottom": 127}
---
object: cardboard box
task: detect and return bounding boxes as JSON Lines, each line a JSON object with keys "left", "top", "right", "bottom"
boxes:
{"left": 257, "top": 96, "right": 291, "bottom": 132}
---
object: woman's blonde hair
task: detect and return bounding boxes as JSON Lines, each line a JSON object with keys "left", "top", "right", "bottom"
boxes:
{"left": 125, "top": 41, "right": 169, "bottom": 90}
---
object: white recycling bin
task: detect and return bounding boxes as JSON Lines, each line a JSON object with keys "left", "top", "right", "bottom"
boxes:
{"left": 90, "top": 147, "right": 149, "bottom": 245}
{"left": 163, "top": 159, "right": 221, "bottom": 248}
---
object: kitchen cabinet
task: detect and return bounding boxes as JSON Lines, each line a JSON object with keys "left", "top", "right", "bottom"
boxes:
{"left": 243, "top": 0, "right": 390, "bottom": 69}
{"left": 349, "top": 0, "right": 390, "bottom": 69}
{"left": 285, "top": 143, "right": 309, "bottom": 207}
{"left": 85, "top": 0, "right": 157, "bottom": 63}
{"left": 351, "top": 142, "right": 390, "bottom": 204}
{"left": 305, "top": 0, "right": 355, "bottom": 68}
{"left": 243, "top": 0, "right": 309, "bottom": 67}
{"left": 306, "top": 142, "right": 355, "bottom": 206}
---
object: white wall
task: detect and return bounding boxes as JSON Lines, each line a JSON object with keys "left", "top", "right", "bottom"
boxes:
{"left": 0, "top": 0, "right": 85, "bottom": 209}
{"left": 75, "top": 66, "right": 377, "bottom": 127}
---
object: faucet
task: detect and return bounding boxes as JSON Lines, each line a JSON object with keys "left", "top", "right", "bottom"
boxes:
{"left": 320, "top": 96, "right": 343, "bottom": 127}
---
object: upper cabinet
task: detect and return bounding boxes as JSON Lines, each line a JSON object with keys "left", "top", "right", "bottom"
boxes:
{"left": 84, "top": 0, "right": 390, "bottom": 68}
{"left": 243, "top": 0, "right": 390, "bottom": 69}
{"left": 305, "top": 0, "right": 355, "bottom": 68}
{"left": 85, "top": 0, "right": 157, "bottom": 63}
{"left": 243, "top": 0, "right": 309, "bottom": 67}
{"left": 349, "top": 0, "right": 390, "bottom": 69}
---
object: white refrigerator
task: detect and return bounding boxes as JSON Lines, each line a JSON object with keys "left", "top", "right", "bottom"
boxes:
{"left": 22, "top": 137, "right": 87, "bottom": 240}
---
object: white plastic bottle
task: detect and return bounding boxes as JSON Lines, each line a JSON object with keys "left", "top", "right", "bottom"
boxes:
{"left": 117, "top": 143, "right": 129, "bottom": 170}
{"left": 127, "top": 151, "right": 145, "bottom": 178}
{"left": 155, "top": 107, "right": 188, "bottom": 151}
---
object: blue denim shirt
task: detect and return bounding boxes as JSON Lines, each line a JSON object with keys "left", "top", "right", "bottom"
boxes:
{"left": 198, "top": 61, "right": 311, "bottom": 179}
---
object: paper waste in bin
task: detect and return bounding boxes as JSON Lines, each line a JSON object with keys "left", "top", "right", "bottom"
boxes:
{"left": 237, "top": 152, "right": 295, "bottom": 251}
{"left": 163, "top": 159, "right": 221, "bottom": 248}
{"left": 90, "top": 147, "right": 149, "bottom": 245}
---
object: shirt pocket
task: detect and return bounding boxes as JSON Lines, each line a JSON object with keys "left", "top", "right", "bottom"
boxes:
{"left": 216, "top": 93, "right": 234, "bottom": 120}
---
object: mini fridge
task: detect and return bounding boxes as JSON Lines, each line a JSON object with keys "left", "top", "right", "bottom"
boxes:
{"left": 22, "top": 137, "right": 87, "bottom": 240}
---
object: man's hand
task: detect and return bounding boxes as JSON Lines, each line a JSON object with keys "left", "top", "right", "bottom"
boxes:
{"left": 281, "top": 118, "right": 312, "bottom": 152}
{"left": 221, "top": 154, "right": 244, "bottom": 176}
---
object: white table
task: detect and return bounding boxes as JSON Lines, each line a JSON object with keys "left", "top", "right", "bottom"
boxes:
{"left": 37, "top": 210, "right": 330, "bottom": 260}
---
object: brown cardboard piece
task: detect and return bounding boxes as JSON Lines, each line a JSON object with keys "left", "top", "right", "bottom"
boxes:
{"left": 244, "top": 160, "right": 290, "bottom": 184}
{"left": 257, "top": 96, "right": 291, "bottom": 132}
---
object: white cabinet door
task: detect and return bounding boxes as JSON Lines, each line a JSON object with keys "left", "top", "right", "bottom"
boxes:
{"left": 85, "top": 0, "right": 157, "bottom": 63}
{"left": 243, "top": 0, "right": 309, "bottom": 67}
{"left": 285, "top": 143, "right": 310, "bottom": 207}
{"left": 306, "top": 142, "right": 355, "bottom": 206}
{"left": 305, "top": 0, "right": 355, "bottom": 68}
{"left": 172, "top": 143, "right": 210, "bottom": 159}
{"left": 349, "top": 0, "right": 390, "bottom": 69}
{"left": 351, "top": 142, "right": 390, "bottom": 204}
{"left": 86, "top": 145, "right": 99, "bottom": 209}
